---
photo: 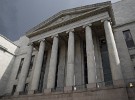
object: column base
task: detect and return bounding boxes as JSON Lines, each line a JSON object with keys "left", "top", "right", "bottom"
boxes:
{"left": 28, "top": 90, "right": 35, "bottom": 95}
{"left": 44, "top": 88, "right": 52, "bottom": 94}
{"left": 86, "top": 83, "right": 97, "bottom": 90}
{"left": 113, "top": 79, "right": 125, "bottom": 87}
{"left": 14, "top": 92, "right": 19, "bottom": 96}
{"left": 64, "top": 86, "right": 73, "bottom": 93}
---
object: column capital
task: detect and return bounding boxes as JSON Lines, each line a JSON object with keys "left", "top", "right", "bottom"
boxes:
{"left": 28, "top": 42, "right": 33, "bottom": 46}
{"left": 51, "top": 34, "right": 58, "bottom": 38}
{"left": 83, "top": 23, "right": 92, "bottom": 28}
{"left": 38, "top": 38, "right": 45, "bottom": 43}
{"left": 101, "top": 17, "right": 111, "bottom": 23}
{"left": 66, "top": 29, "right": 74, "bottom": 34}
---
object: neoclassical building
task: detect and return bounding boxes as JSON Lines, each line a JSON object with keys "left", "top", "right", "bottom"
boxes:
{"left": 0, "top": 0, "right": 135, "bottom": 100}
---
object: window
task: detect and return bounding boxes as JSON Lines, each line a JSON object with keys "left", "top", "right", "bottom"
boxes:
{"left": 130, "top": 54, "right": 135, "bottom": 59}
{"left": 123, "top": 30, "right": 135, "bottom": 49}
{"left": 24, "top": 83, "right": 29, "bottom": 93}
{"left": 16, "top": 58, "right": 24, "bottom": 79}
{"left": 11, "top": 85, "right": 17, "bottom": 95}
{"left": 27, "top": 55, "right": 35, "bottom": 77}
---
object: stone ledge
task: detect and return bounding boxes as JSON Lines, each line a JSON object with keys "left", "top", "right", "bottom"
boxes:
{"left": 0, "top": 87, "right": 129, "bottom": 100}
{"left": 86, "top": 83, "right": 97, "bottom": 90}
{"left": 44, "top": 88, "right": 52, "bottom": 94}
{"left": 64, "top": 86, "right": 73, "bottom": 93}
{"left": 28, "top": 90, "right": 35, "bottom": 95}
{"left": 113, "top": 80, "right": 126, "bottom": 88}
{"left": 14, "top": 92, "right": 19, "bottom": 96}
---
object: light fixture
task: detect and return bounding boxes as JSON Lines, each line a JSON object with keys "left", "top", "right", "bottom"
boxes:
{"left": 97, "top": 84, "right": 100, "bottom": 88}
{"left": 74, "top": 86, "right": 76, "bottom": 91}
{"left": 129, "top": 83, "right": 134, "bottom": 88}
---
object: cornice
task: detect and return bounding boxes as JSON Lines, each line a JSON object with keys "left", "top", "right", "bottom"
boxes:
{"left": 0, "top": 45, "right": 16, "bottom": 56}
{"left": 0, "top": 34, "right": 19, "bottom": 47}
{"left": 113, "top": 19, "right": 135, "bottom": 28}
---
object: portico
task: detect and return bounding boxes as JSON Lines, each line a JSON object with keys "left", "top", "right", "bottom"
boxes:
{"left": 14, "top": 2, "right": 124, "bottom": 96}
{"left": 15, "top": 19, "right": 124, "bottom": 95}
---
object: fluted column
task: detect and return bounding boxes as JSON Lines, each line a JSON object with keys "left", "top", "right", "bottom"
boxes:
{"left": 31, "top": 39, "right": 45, "bottom": 91}
{"left": 103, "top": 19, "right": 123, "bottom": 85}
{"left": 84, "top": 24, "right": 96, "bottom": 88}
{"left": 16, "top": 43, "right": 33, "bottom": 92}
{"left": 66, "top": 29, "right": 75, "bottom": 87}
{"left": 47, "top": 35, "right": 59, "bottom": 89}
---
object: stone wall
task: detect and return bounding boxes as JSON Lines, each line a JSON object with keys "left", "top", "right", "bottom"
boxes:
{"left": 0, "top": 34, "right": 18, "bottom": 95}
{"left": 112, "top": 0, "right": 135, "bottom": 25}
{"left": 5, "top": 36, "right": 38, "bottom": 94}
{"left": 114, "top": 22, "right": 135, "bottom": 82}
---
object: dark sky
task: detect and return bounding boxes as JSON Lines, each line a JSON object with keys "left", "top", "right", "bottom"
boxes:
{"left": 0, "top": 0, "right": 120, "bottom": 41}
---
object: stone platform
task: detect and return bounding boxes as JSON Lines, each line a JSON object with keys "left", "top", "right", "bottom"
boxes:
{"left": 1, "top": 87, "right": 128, "bottom": 100}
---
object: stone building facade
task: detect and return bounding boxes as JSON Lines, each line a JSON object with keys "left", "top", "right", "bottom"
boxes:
{"left": 0, "top": 34, "right": 18, "bottom": 95}
{"left": 0, "top": 0, "right": 135, "bottom": 100}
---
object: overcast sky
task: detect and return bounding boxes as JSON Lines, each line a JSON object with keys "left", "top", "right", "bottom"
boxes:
{"left": 0, "top": 0, "right": 120, "bottom": 41}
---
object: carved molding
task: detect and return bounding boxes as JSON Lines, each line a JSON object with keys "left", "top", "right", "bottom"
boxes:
{"left": 38, "top": 38, "right": 45, "bottom": 43}
{"left": 66, "top": 29, "right": 74, "bottom": 34}
{"left": 83, "top": 23, "right": 92, "bottom": 28}
{"left": 28, "top": 42, "right": 33, "bottom": 46}
{"left": 29, "top": 12, "right": 109, "bottom": 43}
{"left": 101, "top": 17, "right": 111, "bottom": 23}
{"left": 51, "top": 34, "right": 58, "bottom": 38}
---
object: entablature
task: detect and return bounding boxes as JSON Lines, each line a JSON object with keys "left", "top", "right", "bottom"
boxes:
{"left": 29, "top": 12, "right": 110, "bottom": 43}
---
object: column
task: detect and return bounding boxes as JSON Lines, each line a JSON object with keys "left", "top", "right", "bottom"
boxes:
{"left": 103, "top": 19, "right": 123, "bottom": 85}
{"left": 16, "top": 44, "right": 33, "bottom": 92}
{"left": 47, "top": 35, "right": 59, "bottom": 89}
{"left": 30, "top": 39, "right": 45, "bottom": 91}
{"left": 66, "top": 30, "right": 75, "bottom": 87}
{"left": 84, "top": 24, "right": 96, "bottom": 88}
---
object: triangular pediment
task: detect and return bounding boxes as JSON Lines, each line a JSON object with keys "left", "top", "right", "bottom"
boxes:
{"left": 26, "top": 1, "right": 112, "bottom": 37}
{"left": 46, "top": 11, "right": 92, "bottom": 27}
{"left": 40, "top": 9, "right": 97, "bottom": 29}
